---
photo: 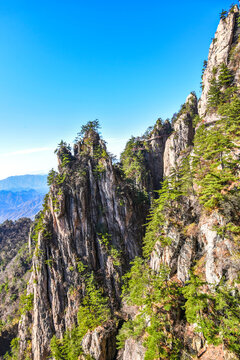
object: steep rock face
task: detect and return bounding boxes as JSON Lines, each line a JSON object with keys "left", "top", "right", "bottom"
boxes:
{"left": 120, "top": 120, "right": 172, "bottom": 195}
{"left": 149, "top": 194, "right": 199, "bottom": 283}
{"left": 145, "top": 7, "right": 240, "bottom": 360}
{"left": 199, "top": 5, "right": 239, "bottom": 118}
{"left": 19, "top": 132, "right": 149, "bottom": 360}
{"left": 0, "top": 218, "right": 32, "bottom": 359}
{"left": 149, "top": 194, "right": 240, "bottom": 285}
{"left": 81, "top": 321, "right": 117, "bottom": 360}
{"left": 120, "top": 338, "right": 145, "bottom": 360}
{"left": 143, "top": 120, "right": 172, "bottom": 191}
{"left": 163, "top": 93, "right": 197, "bottom": 177}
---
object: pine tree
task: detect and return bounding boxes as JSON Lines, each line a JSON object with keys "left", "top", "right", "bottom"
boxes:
{"left": 218, "top": 63, "right": 234, "bottom": 87}
{"left": 183, "top": 273, "right": 240, "bottom": 355}
{"left": 220, "top": 9, "right": 228, "bottom": 20}
{"left": 118, "top": 262, "right": 182, "bottom": 359}
{"left": 207, "top": 78, "right": 221, "bottom": 108}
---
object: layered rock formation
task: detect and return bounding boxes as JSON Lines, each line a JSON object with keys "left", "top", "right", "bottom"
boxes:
{"left": 163, "top": 92, "right": 197, "bottom": 177}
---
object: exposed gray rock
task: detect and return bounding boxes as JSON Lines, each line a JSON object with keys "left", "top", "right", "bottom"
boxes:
{"left": 82, "top": 321, "right": 117, "bottom": 360}
{"left": 120, "top": 338, "right": 145, "bottom": 360}
{"left": 144, "top": 120, "right": 172, "bottom": 191}
{"left": 198, "top": 6, "right": 238, "bottom": 118}
{"left": 164, "top": 93, "right": 197, "bottom": 177}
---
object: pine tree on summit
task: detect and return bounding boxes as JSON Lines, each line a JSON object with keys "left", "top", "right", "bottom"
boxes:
{"left": 220, "top": 9, "right": 228, "bottom": 20}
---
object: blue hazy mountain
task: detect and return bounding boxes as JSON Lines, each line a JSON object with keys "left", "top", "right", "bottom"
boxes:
{"left": 0, "top": 175, "right": 48, "bottom": 222}
{"left": 0, "top": 189, "right": 46, "bottom": 222}
{"left": 0, "top": 174, "right": 48, "bottom": 193}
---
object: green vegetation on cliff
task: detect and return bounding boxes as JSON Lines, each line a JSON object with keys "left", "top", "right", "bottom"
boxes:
{"left": 50, "top": 272, "right": 110, "bottom": 360}
{"left": 117, "top": 259, "right": 182, "bottom": 359}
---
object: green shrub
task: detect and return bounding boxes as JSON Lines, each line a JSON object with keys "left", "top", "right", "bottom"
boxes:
{"left": 193, "top": 94, "right": 240, "bottom": 213}
{"left": 3, "top": 338, "right": 19, "bottom": 360}
{"left": 143, "top": 156, "right": 194, "bottom": 257}
{"left": 19, "top": 292, "right": 34, "bottom": 315}
{"left": 120, "top": 137, "right": 148, "bottom": 186}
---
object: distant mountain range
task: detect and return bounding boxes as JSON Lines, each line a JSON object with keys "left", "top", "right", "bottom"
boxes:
{"left": 0, "top": 174, "right": 48, "bottom": 193}
{"left": 0, "top": 175, "right": 48, "bottom": 223}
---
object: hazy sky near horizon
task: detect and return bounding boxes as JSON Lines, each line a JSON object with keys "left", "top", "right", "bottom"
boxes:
{"left": 0, "top": 0, "right": 236, "bottom": 179}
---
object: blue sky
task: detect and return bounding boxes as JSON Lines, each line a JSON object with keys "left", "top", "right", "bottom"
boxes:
{"left": 0, "top": 0, "right": 236, "bottom": 179}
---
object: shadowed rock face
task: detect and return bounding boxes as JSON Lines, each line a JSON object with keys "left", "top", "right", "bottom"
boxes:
{"left": 163, "top": 93, "right": 198, "bottom": 177}
{"left": 143, "top": 120, "right": 172, "bottom": 192}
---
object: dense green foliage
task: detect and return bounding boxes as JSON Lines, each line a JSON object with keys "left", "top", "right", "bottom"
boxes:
{"left": 117, "top": 259, "right": 182, "bottom": 359}
{"left": 3, "top": 338, "right": 20, "bottom": 360}
{"left": 19, "top": 291, "right": 34, "bottom": 315}
{"left": 118, "top": 63, "right": 240, "bottom": 356}
{"left": 143, "top": 156, "right": 194, "bottom": 257}
{"left": 120, "top": 136, "right": 148, "bottom": 185}
{"left": 75, "top": 119, "right": 100, "bottom": 142}
{"left": 193, "top": 63, "right": 240, "bottom": 241}
{"left": 207, "top": 64, "right": 236, "bottom": 108}
{"left": 183, "top": 273, "right": 240, "bottom": 355}
{"left": 118, "top": 259, "right": 240, "bottom": 359}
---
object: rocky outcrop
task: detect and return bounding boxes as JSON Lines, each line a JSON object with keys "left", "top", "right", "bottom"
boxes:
{"left": 163, "top": 93, "right": 197, "bottom": 177}
{"left": 199, "top": 5, "right": 239, "bottom": 118}
{"left": 143, "top": 120, "right": 172, "bottom": 191}
{"left": 119, "top": 338, "right": 145, "bottom": 360}
{"left": 120, "top": 120, "right": 172, "bottom": 195}
{"left": 150, "top": 194, "right": 240, "bottom": 284}
{"left": 81, "top": 321, "right": 117, "bottom": 360}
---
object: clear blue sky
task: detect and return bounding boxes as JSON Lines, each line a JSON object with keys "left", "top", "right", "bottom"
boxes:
{"left": 0, "top": 0, "right": 236, "bottom": 179}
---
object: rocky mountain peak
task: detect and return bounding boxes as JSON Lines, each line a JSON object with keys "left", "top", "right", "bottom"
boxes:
{"left": 163, "top": 92, "right": 198, "bottom": 177}
{"left": 199, "top": 4, "right": 239, "bottom": 118}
